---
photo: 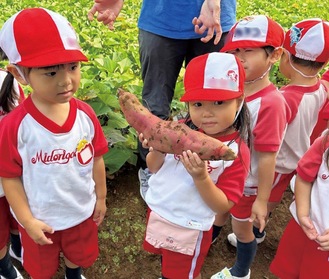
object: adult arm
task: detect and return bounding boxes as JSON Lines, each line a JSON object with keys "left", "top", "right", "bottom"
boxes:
{"left": 88, "top": 0, "right": 124, "bottom": 30}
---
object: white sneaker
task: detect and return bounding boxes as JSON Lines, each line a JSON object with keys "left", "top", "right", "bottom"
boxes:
{"left": 138, "top": 168, "right": 152, "bottom": 199}
{"left": 64, "top": 275, "right": 86, "bottom": 279}
{"left": 9, "top": 245, "right": 22, "bottom": 264}
{"left": 211, "top": 267, "right": 250, "bottom": 279}
{"left": 0, "top": 266, "right": 24, "bottom": 279}
{"left": 227, "top": 232, "right": 266, "bottom": 248}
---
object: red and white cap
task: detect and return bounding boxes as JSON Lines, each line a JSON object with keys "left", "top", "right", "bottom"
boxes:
{"left": 283, "top": 18, "right": 329, "bottom": 63}
{"left": 0, "top": 8, "right": 88, "bottom": 67}
{"left": 221, "top": 15, "right": 284, "bottom": 52}
{"left": 181, "top": 52, "right": 245, "bottom": 102}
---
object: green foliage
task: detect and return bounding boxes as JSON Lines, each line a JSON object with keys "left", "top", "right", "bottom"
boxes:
{"left": 0, "top": 0, "right": 143, "bottom": 174}
{"left": 0, "top": 0, "right": 328, "bottom": 173}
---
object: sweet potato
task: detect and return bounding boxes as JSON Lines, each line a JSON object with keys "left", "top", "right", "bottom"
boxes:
{"left": 118, "top": 89, "right": 236, "bottom": 161}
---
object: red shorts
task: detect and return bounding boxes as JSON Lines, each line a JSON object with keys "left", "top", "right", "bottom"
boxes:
{"left": 270, "top": 218, "right": 329, "bottom": 279}
{"left": 19, "top": 215, "right": 99, "bottom": 279}
{"left": 269, "top": 171, "right": 295, "bottom": 202}
{"left": 143, "top": 210, "right": 212, "bottom": 279}
{"left": 230, "top": 195, "right": 256, "bottom": 220}
{"left": 0, "top": 197, "right": 18, "bottom": 249}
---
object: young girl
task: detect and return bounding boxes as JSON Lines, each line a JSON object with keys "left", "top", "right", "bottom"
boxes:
{"left": 211, "top": 15, "right": 290, "bottom": 279}
{"left": 139, "top": 52, "right": 251, "bottom": 279}
{"left": 0, "top": 50, "right": 25, "bottom": 279}
{"left": 270, "top": 132, "right": 329, "bottom": 278}
{"left": 0, "top": 8, "right": 108, "bottom": 279}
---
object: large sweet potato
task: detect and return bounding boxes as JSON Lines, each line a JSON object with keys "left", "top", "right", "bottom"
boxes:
{"left": 118, "top": 89, "right": 236, "bottom": 161}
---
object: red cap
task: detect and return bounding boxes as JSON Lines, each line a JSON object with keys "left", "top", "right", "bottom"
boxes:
{"left": 181, "top": 52, "right": 245, "bottom": 102}
{"left": 221, "top": 15, "right": 284, "bottom": 52}
{"left": 283, "top": 18, "right": 329, "bottom": 63}
{"left": 0, "top": 8, "right": 88, "bottom": 67}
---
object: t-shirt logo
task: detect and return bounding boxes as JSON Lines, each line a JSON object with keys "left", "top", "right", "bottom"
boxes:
{"left": 76, "top": 139, "right": 94, "bottom": 165}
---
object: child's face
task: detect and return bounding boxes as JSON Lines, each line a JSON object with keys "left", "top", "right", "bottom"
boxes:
{"left": 26, "top": 62, "right": 81, "bottom": 105}
{"left": 228, "top": 48, "right": 272, "bottom": 83}
{"left": 188, "top": 99, "right": 241, "bottom": 136}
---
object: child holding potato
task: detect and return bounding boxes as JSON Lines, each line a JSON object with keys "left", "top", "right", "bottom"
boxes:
{"left": 139, "top": 52, "right": 251, "bottom": 279}
{"left": 0, "top": 8, "right": 108, "bottom": 279}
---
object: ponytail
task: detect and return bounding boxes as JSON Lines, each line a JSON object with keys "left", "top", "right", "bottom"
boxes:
{"left": 0, "top": 71, "right": 19, "bottom": 113}
{"left": 0, "top": 47, "right": 20, "bottom": 113}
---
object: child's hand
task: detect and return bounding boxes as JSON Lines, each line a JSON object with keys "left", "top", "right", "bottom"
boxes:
{"left": 139, "top": 133, "right": 153, "bottom": 151}
{"left": 316, "top": 229, "right": 329, "bottom": 251}
{"left": 139, "top": 133, "right": 165, "bottom": 156}
{"left": 249, "top": 199, "right": 268, "bottom": 232}
{"left": 299, "top": 216, "right": 318, "bottom": 240}
{"left": 25, "top": 218, "right": 54, "bottom": 245}
{"left": 93, "top": 198, "right": 107, "bottom": 226}
{"left": 179, "top": 150, "right": 208, "bottom": 180}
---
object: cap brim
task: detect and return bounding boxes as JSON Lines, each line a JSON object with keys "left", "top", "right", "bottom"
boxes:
{"left": 16, "top": 49, "right": 88, "bottom": 67}
{"left": 180, "top": 88, "right": 243, "bottom": 102}
{"left": 221, "top": 41, "right": 270, "bottom": 53}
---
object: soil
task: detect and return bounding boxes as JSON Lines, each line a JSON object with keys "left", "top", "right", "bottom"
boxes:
{"left": 15, "top": 164, "right": 293, "bottom": 279}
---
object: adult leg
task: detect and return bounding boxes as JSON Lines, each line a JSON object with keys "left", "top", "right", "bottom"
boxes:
{"left": 185, "top": 32, "right": 228, "bottom": 66}
{"left": 138, "top": 30, "right": 187, "bottom": 167}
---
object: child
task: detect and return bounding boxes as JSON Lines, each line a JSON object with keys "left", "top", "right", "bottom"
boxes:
{"left": 0, "top": 51, "right": 25, "bottom": 279}
{"left": 139, "top": 52, "right": 251, "bottom": 279}
{"left": 211, "top": 15, "right": 289, "bottom": 279}
{"left": 270, "top": 132, "right": 329, "bottom": 279}
{"left": 310, "top": 69, "right": 329, "bottom": 143}
{"left": 267, "top": 19, "right": 329, "bottom": 222}
{"left": 0, "top": 8, "right": 108, "bottom": 279}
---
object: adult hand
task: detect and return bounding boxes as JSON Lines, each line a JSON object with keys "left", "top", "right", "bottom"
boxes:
{"left": 88, "top": 0, "right": 124, "bottom": 30}
{"left": 192, "top": 0, "right": 222, "bottom": 44}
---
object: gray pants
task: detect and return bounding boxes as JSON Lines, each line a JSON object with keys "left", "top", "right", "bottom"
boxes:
{"left": 137, "top": 29, "right": 227, "bottom": 168}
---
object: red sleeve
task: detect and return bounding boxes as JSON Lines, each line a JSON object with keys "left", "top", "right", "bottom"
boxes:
{"left": 296, "top": 136, "right": 327, "bottom": 182}
{"left": 281, "top": 87, "right": 303, "bottom": 124}
{"left": 216, "top": 140, "right": 250, "bottom": 204}
{"left": 253, "top": 93, "right": 289, "bottom": 152}
{"left": 0, "top": 108, "right": 24, "bottom": 177}
{"left": 75, "top": 100, "right": 108, "bottom": 157}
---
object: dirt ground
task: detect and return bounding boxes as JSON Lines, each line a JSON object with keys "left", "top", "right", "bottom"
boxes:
{"left": 15, "top": 164, "right": 293, "bottom": 279}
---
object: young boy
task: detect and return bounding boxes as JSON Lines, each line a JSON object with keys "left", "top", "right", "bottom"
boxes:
{"left": 265, "top": 18, "right": 329, "bottom": 233}
{"left": 0, "top": 8, "right": 108, "bottom": 279}
{"left": 211, "top": 15, "right": 290, "bottom": 279}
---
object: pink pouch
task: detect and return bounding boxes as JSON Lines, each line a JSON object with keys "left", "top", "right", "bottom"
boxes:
{"left": 145, "top": 211, "right": 200, "bottom": 256}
